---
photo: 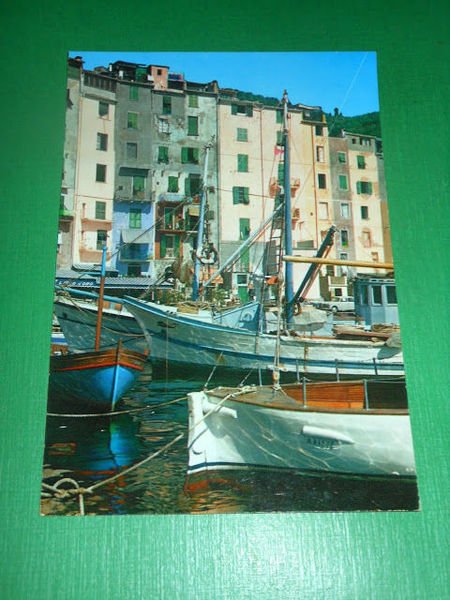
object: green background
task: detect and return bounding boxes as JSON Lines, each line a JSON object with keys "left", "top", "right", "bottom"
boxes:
{"left": 1, "top": 1, "right": 448, "bottom": 598}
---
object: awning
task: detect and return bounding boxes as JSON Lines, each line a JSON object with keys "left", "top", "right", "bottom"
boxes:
{"left": 121, "top": 229, "right": 152, "bottom": 244}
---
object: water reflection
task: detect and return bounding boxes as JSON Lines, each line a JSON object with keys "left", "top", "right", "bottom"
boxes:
{"left": 42, "top": 363, "right": 419, "bottom": 515}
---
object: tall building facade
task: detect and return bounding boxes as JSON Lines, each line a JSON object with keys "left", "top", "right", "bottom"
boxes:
{"left": 57, "top": 57, "right": 392, "bottom": 301}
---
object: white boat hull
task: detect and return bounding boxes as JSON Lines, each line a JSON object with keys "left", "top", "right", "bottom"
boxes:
{"left": 124, "top": 297, "right": 404, "bottom": 377}
{"left": 187, "top": 387, "right": 416, "bottom": 478}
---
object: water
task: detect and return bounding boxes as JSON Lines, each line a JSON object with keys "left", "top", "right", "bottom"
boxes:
{"left": 41, "top": 364, "right": 419, "bottom": 516}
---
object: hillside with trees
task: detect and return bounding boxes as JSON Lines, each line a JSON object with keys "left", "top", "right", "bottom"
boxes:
{"left": 326, "top": 110, "right": 381, "bottom": 138}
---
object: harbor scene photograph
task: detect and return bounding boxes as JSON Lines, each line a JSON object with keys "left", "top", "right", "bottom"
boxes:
{"left": 41, "top": 51, "right": 419, "bottom": 516}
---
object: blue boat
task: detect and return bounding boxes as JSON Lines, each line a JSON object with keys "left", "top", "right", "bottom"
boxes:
{"left": 49, "top": 343, "right": 148, "bottom": 411}
{"left": 49, "top": 247, "right": 148, "bottom": 411}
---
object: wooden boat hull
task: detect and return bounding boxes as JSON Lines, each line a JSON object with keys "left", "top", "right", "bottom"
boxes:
{"left": 187, "top": 382, "right": 416, "bottom": 478}
{"left": 125, "top": 296, "right": 404, "bottom": 377}
{"left": 54, "top": 298, "right": 148, "bottom": 354}
{"left": 49, "top": 346, "right": 148, "bottom": 411}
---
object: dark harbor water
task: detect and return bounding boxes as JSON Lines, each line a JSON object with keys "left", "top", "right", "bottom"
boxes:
{"left": 41, "top": 364, "right": 419, "bottom": 516}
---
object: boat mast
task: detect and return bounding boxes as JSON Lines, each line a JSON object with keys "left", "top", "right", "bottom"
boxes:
{"left": 282, "top": 91, "right": 294, "bottom": 326}
{"left": 94, "top": 245, "right": 107, "bottom": 351}
{"left": 192, "top": 139, "right": 214, "bottom": 301}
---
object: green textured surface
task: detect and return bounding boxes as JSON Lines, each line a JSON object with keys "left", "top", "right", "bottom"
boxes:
{"left": 0, "top": 1, "right": 448, "bottom": 598}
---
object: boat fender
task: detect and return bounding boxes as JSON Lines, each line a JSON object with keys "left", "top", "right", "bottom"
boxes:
{"left": 302, "top": 425, "right": 354, "bottom": 445}
{"left": 202, "top": 398, "right": 237, "bottom": 418}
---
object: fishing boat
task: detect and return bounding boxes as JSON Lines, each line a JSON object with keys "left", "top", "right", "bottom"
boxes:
{"left": 49, "top": 342, "right": 148, "bottom": 411}
{"left": 123, "top": 92, "right": 404, "bottom": 378}
{"left": 49, "top": 248, "right": 148, "bottom": 411}
{"left": 186, "top": 378, "right": 416, "bottom": 478}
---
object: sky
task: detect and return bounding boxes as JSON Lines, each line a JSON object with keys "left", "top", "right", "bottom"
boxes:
{"left": 69, "top": 51, "right": 379, "bottom": 117}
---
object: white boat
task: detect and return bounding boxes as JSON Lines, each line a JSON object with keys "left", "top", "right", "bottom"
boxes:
{"left": 187, "top": 379, "right": 416, "bottom": 478}
{"left": 123, "top": 91, "right": 404, "bottom": 378}
{"left": 54, "top": 294, "right": 261, "bottom": 355}
{"left": 124, "top": 295, "right": 404, "bottom": 377}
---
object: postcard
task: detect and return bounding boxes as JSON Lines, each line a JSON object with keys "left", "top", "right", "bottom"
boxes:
{"left": 41, "top": 51, "right": 419, "bottom": 515}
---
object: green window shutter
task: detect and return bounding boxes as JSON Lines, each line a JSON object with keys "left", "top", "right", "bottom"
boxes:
{"left": 231, "top": 104, "right": 238, "bottom": 115}
{"left": 127, "top": 112, "right": 138, "bottom": 129}
{"left": 158, "top": 146, "right": 168, "bottom": 163}
{"left": 338, "top": 152, "right": 346, "bottom": 163}
{"left": 95, "top": 201, "right": 106, "bottom": 219}
{"left": 193, "top": 148, "right": 199, "bottom": 163}
{"left": 246, "top": 105, "right": 253, "bottom": 117}
{"left": 243, "top": 187, "right": 249, "bottom": 204}
{"left": 278, "top": 162, "right": 285, "bottom": 184}
{"left": 237, "top": 128, "right": 248, "bottom": 141}
{"left": 276, "top": 131, "right": 283, "bottom": 145}
{"left": 160, "top": 235, "right": 166, "bottom": 258}
{"left": 162, "top": 96, "right": 171, "bottom": 115}
{"left": 356, "top": 181, "right": 362, "bottom": 194}
{"left": 168, "top": 176, "right": 178, "bottom": 193}
{"left": 339, "top": 175, "right": 348, "bottom": 190}
{"left": 188, "top": 116, "right": 198, "bottom": 135}
{"left": 232, "top": 187, "right": 239, "bottom": 204}
{"left": 237, "top": 154, "right": 248, "bottom": 172}
{"left": 239, "top": 218, "right": 250, "bottom": 240}
{"left": 181, "top": 147, "right": 188, "bottom": 163}
{"left": 189, "top": 95, "right": 198, "bottom": 108}
{"left": 357, "top": 155, "right": 366, "bottom": 169}
{"left": 174, "top": 235, "right": 180, "bottom": 255}
{"left": 367, "top": 182, "right": 373, "bottom": 194}
{"left": 184, "top": 176, "right": 191, "bottom": 196}
{"left": 276, "top": 110, "right": 283, "bottom": 124}
{"left": 129, "top": 86, "right": 138, "bottom": 101}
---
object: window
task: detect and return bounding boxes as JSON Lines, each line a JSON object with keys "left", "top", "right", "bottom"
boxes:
{"left": 372, "top": 285, "right": 382, "bottom": 305}
{"left": 232, "top": 186, "right": 250, "bottom": 205}
{"left": 188, "top": 95, "right": 198, "bottom": 108}
{"left": 316, "top": 146, "right": 325, "bottom": 162}
{"left": 129, "top": 85, "right": 139, "bottom": 101}
{"left": 187, "top": 116, "right": 198, "bottom": 136}
{"left": 162, "top": 96, "right": 172, "bottom": 115}
{"left": 276, "top": 110, "right": 283, "bottom": 124}
{"left": 357, "top": 155, "right": 366, "bottom": 169}
{"left": 132, "top": 176, "right": 145, "bottom": 198}
{"left": 386, "top": 286, "right": 397, "bottom": 304}
{"left": 315, "top": 125, "right": 323, "bottom": 135}
{"left": 126, "top": 142, "right": 137, "bottom": 160}
{"left": 237, "top": 128, "right": 248, "bottom": 142}
{"left": 339, "top": 175, "right": 348, "bottom": 190}
{"left": 341, "top": 229, "right": 349, "bottom": 247}
{"left": 371, "top": 251, "right": 379, "bottom": 262}
{"left": 340, "top": 252, "right": 348, "bottom": 260}
{"left": 158, "top": 118, "right": 170, "bottom": 133}
{"left": 168, "top": 176, "right": 179, "bottom": 193}
{"left": 340, "top": 203, "right": 350, "bottom": 219}
{"left": 231, "top": 104, "right": 253, "bottom": 117}
{"left": 338, "top": 152, "right": 346, "bottom": 163}
{"left": 96, "top": 164, "right": 106, "bottom": 182}
{"left": 98, "top": 101, "right": 109, "bottom": 117}
{"left": 361, "top": 285, "right": 369, "bottom": 305}
{"left": 319, "top": 202, "right": 329, "bottom": 220}
{"left": 158, "top": 146, "right": 169, "bottom": 163}
{"left": 127, "top": 112, "right": 138, "bottom": 129}
{"left": 160, "top": 234, "right": 180, "bottom": 258}
{"left": 276, "top": 130, "right": 283, "bottom": 146}
{"left": 361, "top": 206, "right": 369, "bottom": 219}
{"left": 362, "top": 230, "right": 372, "bottom": 247}
{"left": 96, "top": 230, "right": 107, "bottom": 250}
{"left": 181, "top": 147, "right": 199, "bottom": 164}
{"left": 318, "top": 173, "right": 327, "bottom": 189}
{"left": 184, "top": 173, "right": 202, "bottom": 196}
{"left": 360, "top": 137, "right": 371, "bottom": 147}
{"left": 96, "top": 133, "right": 108, "bottom": 151}
{"left": 239, "top": 218, "right": 250, "bottom": 240}
{"left": 129, "top": 208, "right": 142, "bottom": 229}
{"left": 357, "top": 181, "right": 373, "bottom": 195}
{"left": 128, "top": 264, "right": 142, "bottom": 276}
{"left": 95, "top": 201, "right": 106, "bottom": 220}
{"left": 237, "top": 154, "right": 248, "bottom": 172}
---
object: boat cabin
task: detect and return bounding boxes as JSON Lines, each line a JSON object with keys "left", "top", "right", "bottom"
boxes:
{"left": 354, "top": 276, "right": 399, "bottom": 326}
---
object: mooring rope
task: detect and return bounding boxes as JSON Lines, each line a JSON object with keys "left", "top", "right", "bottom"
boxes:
{"left": 46, "top": 395, "right": 188, "bottom": 418}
